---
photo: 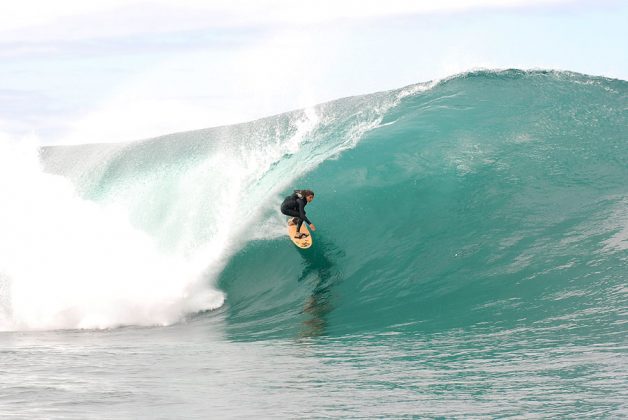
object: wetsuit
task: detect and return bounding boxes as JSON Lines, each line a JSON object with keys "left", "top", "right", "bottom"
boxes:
{"left": 281, "top": 191, "right": 312, "bottom": 235}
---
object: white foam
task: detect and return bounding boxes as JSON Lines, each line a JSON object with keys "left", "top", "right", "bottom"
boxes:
{"left": 0, "top": 136, "right": 224, "bottom": 331}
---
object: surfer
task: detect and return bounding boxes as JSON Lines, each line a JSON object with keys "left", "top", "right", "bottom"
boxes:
{"left": 281, "top": 189, "right": 316, "bottom": 239}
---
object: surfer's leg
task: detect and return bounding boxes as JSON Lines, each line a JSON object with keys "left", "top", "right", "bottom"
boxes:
{"left": 281, "top": 209, "right": 299, "bottom": 225}
{"left": 281, "top": 209, "right": 302, "bottom": 228}
{"left": 295, "top": 219, "right": 309, "bottom": 237}
{"left": 281, "top": 208, "right": 300, "bottom": 218}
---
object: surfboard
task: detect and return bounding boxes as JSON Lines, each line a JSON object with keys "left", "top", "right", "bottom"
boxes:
{"left": 287, "top": 219, "right": 312, "bottom": 249}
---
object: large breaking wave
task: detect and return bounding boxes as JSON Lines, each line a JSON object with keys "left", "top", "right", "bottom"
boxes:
{"left": 0, "top": 70, "right": 625, "bottom": 338}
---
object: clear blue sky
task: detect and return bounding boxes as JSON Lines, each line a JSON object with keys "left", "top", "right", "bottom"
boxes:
{"left": 0, "top": 0, "right": 626, "bottom": 144}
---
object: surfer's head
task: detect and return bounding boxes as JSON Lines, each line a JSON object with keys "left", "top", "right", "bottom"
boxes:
{"left": 302, "top": 189, "right": 315, "bottom": 202}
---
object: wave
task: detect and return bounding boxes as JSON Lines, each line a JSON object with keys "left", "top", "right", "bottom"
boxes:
{"left": 1, "top": 69, "right": 626, "bottom": 337}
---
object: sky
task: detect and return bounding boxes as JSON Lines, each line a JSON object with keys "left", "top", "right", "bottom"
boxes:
{"left": 0, "top": 0, "right": 626, "bottom": 145}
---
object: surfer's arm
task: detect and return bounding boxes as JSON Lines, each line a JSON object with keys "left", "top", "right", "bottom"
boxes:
{"left": 298, "top": 199, "right": 312, "bottom": 225}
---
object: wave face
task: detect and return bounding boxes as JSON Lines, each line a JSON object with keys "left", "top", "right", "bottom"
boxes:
{"left": 2, "top": 70, "right": 626, "bottom": 338}
{"left": 218, "top": 70, "right": 628, "bottom": 340}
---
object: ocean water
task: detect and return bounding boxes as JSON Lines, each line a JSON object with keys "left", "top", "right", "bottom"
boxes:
{"left": 1, "top": 70, "right": 627, "bottom": 418}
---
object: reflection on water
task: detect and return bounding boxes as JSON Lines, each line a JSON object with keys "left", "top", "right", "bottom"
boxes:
{"left": 296, "top": 237, "right": 345, "bottom": 338}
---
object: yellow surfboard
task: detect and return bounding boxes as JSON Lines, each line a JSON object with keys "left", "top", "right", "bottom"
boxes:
{"left": 287, "top": 219, "right": 312, "bottom": 249}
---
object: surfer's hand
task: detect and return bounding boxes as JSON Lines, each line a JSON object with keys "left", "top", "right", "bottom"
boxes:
{"left": 310, "top": 224, "right": 316, "bottom": 231}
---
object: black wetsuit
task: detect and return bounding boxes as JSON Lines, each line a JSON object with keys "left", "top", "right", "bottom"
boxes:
{"left": 281, "top": 192, "right": 312, "bottom": 234}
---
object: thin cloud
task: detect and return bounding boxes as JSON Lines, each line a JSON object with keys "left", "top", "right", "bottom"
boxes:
{"left": 1, "top": 0, "right": 578, "bottom": 41}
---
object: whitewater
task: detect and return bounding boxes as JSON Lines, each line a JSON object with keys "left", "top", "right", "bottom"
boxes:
{"left": 0, "top": 70, "right": 626, "bottom": 418}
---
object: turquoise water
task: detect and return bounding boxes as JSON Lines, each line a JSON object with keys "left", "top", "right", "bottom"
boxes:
{"left": 222, "top": 70, "right": 628, "bottom": 341}
{"left": 1, "top": 70, "right": 627, "bottom": 417}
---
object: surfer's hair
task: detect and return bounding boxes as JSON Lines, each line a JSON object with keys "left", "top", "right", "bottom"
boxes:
{"left": 301, "top": 189, "right": 315, "bottom": 198}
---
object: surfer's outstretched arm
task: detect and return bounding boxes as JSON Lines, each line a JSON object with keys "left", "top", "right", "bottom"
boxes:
{"left": 298, "top": 199, "right": 312, "bottom": 226}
